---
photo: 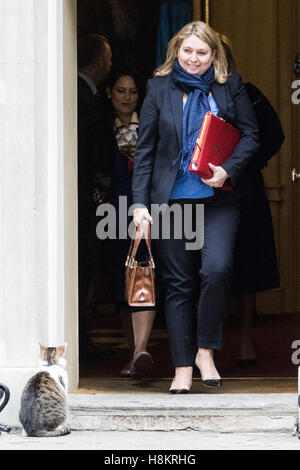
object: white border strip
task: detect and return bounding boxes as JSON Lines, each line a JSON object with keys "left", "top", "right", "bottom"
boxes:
{"left": 47, "top": 0, "right": 64, "bottom": 345}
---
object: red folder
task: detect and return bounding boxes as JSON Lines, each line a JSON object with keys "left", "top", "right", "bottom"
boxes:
{"left": 189, "top": 112, "right": 240, "bottom": 191}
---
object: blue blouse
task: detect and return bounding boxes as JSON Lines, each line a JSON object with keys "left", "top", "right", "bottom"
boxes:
{"left": 169, "top": 94, "right": 219, "bottom": 200}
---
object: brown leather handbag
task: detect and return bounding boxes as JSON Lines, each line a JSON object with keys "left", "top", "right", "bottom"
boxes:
{"left": 125, "top": 221, "right": 155, "bottom": 307}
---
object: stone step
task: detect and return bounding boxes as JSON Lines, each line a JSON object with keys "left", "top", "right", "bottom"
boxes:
{"left": 68, "top": 392, "right": 298, "bottom": 433}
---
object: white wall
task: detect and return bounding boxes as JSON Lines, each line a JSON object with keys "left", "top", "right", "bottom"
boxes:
{"left": 0, "top": 0, "right": 78, "bottom": 427}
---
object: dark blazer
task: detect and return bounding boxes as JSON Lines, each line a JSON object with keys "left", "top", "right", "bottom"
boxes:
{"left": 77, "top": 76, "right": 115, "bottom": 214}
{"left": 132, "top": 73, "right": 260, "bottom": 209}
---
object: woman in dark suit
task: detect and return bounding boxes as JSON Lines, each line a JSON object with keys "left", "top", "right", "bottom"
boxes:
{"left": 132, "top": 21, "right": 260, "bottom": 393}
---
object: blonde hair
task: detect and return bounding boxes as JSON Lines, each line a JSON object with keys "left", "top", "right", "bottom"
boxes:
{"left": 218, "top": 33, "right": 237, "bottom": 74}
{"left": 154, "top": 21, "right": 228, "bottom": 83}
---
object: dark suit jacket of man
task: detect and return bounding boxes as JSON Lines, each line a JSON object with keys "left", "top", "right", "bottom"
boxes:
{"left": 132, "top": 73, "right": 260, "bottom": 210}
{"left": 77, "top": 75, "right": 115, "bottom": 215}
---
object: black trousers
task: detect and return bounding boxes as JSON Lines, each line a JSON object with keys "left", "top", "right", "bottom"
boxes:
{"left": 153, "top": 198, "right": 240, "bottom": 367}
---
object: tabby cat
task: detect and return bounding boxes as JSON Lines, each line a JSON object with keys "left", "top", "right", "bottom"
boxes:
{"left": 19, "top": 343, "right": 70, "bottom": 437}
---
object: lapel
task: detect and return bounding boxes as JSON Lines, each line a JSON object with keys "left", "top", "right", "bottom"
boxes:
{"left": 211, "top": 80, "right": 236, "bottom": 123}
{"left": 168, "top": 78, "right": 233, "bottom": 146}
{"left": 211, "top": 81, "right": 228, "bottom": 119}
{"left": 169, "top": 78, "right": 183, "bottom": 146}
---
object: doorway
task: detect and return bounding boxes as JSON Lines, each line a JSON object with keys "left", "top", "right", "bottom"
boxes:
{"left": 76, "top": 0, "right": 300, "bottom": 381}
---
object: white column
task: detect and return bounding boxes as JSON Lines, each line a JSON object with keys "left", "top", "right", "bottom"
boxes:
{"left": 0, "top": 0, "right": 77, "bottom": 426}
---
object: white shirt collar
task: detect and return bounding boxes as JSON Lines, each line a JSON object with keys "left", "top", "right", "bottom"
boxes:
{"left": 78, "top": 72, "right": 98, "bottom": 96}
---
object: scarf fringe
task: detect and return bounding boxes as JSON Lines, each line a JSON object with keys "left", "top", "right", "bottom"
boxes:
{"left": 171, "top": 130, "right": 200, "bottom": 174}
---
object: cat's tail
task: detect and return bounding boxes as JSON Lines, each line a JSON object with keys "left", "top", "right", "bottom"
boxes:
{"left": 28, "top": 424, "right": 71, "bottom": 437}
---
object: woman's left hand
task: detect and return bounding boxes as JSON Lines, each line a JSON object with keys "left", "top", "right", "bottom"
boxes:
{"left": 201, "top": 163, "right": 229, "bottom": 188}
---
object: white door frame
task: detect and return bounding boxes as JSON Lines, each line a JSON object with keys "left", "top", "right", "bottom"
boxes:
{"left": 46, "top": 0, "right": 78, "bottom": 389}
{"left": 61, "top": 0, "right": 79, "bottom": 391}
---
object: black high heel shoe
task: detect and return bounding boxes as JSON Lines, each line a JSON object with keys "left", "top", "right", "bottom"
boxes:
{"left": 120, "top": 351, "right": 154, "bottom": 379}
{"left": 169, "top": 388, "right": 190, "bottom": 394}
{"left": 195, "top": 359, "right": 222, "bottom": 388}
{"left": 169, "top": 379, "right": 192, "bottom": 394}
{"left": 131, "top": 351, "right": 154, "bottom": 379}
{"left": 202, "top": 378, "right": 222, "bottom": 388}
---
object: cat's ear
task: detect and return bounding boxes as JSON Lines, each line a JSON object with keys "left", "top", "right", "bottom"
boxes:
{"left": 39, "top": 343, "right": 46, "bottom": 352}
{"left": 57, "top": 343, "right": 67, "bottom": 356}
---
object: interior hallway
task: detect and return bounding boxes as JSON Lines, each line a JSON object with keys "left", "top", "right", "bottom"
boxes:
{"left": 80, "top": 310, "right": 300, "bottom": 381}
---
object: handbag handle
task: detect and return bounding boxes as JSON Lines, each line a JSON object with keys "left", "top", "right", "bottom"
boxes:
{"left": 126, "top": 220, "right": 155, "bottom": 268}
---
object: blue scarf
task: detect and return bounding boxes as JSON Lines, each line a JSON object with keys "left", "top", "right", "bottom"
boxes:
{"left": 172, "top": 60, "right": 215, "bottom": 173}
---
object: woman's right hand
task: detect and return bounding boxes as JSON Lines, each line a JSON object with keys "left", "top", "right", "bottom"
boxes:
{"left": 133, "top": 208, "right": 153, "bottom": 227}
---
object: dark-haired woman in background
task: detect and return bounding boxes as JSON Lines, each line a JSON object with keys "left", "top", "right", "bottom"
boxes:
{"left": 100, "top": 69, "right": 156, "bottom": 379}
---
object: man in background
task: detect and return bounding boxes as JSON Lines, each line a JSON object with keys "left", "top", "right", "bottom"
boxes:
{"left": 77, "top": 34, "right": 114, "bottom": 360}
